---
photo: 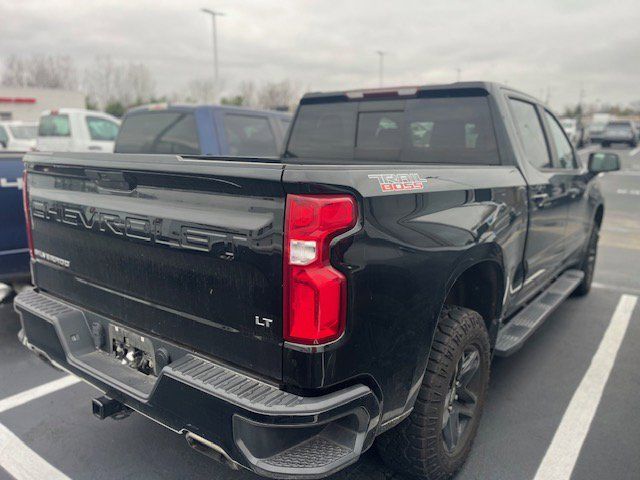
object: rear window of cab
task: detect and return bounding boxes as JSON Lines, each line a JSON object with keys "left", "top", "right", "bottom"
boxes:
{"left": 38, "top": 114, "right": 71, "bottom": 137}
{"left": 286, "top": 95, "right": 500, "bottom": 165}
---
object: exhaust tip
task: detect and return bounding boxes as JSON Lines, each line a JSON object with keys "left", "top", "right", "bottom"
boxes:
{"left": 185, "top": 432, "right": 239, "bottom": 470}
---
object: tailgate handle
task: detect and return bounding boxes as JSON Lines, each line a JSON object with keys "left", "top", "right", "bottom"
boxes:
{"left": 86, "top": 169, "right": 137, "bottom": 191}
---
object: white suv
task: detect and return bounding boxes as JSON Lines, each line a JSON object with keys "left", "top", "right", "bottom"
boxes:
{"left": 36, "top": 109, "right": 120, "bottom": 153}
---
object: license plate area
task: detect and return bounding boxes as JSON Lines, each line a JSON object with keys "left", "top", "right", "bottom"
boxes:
{"left": 109, "top": 324, "right": 157, "bottom": 376}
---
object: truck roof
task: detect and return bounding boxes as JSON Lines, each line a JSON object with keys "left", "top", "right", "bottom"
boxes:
{"left": 39, "top": 108, "right": 120, "bottom": 122}
{"left": 300, "top": 81, "right": 541, "bottom": 105}
{"left": 125, "top": 103, "right": 292, "bottom": 119}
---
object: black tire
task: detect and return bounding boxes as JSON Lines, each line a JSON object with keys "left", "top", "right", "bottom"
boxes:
{"left": 376, "top": 305, "right": 490, "bottom": 479}
{"left": 573, "top": 224, "right": 599, "bottom": 296}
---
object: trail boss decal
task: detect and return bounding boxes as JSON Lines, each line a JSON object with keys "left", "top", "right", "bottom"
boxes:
{"left": 368, "top": 173, "right": 429, "bottom": 192}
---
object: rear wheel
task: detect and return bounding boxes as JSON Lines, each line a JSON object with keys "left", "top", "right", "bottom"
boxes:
{"left": 574, "top": 225, "right": 599, "bottom": 296}
{"left": 376, "top": 305, "right": 490, "bottom": 479}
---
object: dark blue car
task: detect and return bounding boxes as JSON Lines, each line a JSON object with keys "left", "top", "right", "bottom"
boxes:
{"left": 0, "top": 152, "right": 30, "bottom": 283}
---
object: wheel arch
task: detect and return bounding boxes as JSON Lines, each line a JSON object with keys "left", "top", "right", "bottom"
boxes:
{"left": 441, "top": 254, "right": 505, "bottom": 346}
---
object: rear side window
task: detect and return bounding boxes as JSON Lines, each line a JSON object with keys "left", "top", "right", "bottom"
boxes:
{"left": 223, "top": 114, "right": 278, "bottom": 157}
{"left": 0, "top": 126, "right": 8, "bottom": 144}
{"left": 38, "top": 114, "right": 71, "bottom": 137}
{"left": 508, "top": 99, "right": 551, "bottom": 169}
{"left": 115, "top": 111, "right": 200, "bottom": 154}
{"left": 9, "top": 125, "right": 37, "bottom": 139}
{"left": 86, "top": 116, "right": 119, "bottom": 141}
{"left": 286, "top": 96, "right": 499, "bottom": 164}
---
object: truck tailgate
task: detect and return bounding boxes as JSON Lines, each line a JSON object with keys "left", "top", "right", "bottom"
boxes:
{"left": 25, "top": 153, "right": 285, "bottom": 380}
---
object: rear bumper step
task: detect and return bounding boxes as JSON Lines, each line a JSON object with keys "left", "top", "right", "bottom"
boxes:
{"left": 14, "top": 288, "right": 381, "bottom": 479}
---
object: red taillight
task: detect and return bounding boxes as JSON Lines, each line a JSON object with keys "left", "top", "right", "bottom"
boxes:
{"left": 22, "top": 169, "right": 34, "bottom": 258}
{"left": 283, "top": 194, "right": 357, "bottom": 345}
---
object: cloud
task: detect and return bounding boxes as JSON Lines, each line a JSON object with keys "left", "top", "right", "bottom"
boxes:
{"left": 1, "top": 0, "right": 639, "bottom": 109}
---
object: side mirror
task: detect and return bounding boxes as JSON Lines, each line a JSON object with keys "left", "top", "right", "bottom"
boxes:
{"left": 589, "top": 152, "right": 620, "bottom": 173}
{"left": 0, "top": 140, "right": 6, "bottom": 149}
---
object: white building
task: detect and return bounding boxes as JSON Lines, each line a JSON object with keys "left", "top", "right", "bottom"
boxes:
{"left": 0, "top": 86, "right": 85, "bottom": 122}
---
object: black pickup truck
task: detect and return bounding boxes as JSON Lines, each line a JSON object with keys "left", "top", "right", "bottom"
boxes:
{"left": 15, "top": 82, "right": 620, "bottom": 479}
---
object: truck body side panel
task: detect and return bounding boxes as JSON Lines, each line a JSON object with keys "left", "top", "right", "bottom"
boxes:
{"left": 281, "top": 164, "right": 528, "bottom": 421}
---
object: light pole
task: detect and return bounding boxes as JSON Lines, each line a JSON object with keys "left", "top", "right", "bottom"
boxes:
{"left": 376, "top": 51, "right": 386, "bottom": 87}
{"left": 201, "top": 8, "right": 224, "bottom": 98}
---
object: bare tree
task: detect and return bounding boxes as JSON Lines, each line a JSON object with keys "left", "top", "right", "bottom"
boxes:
{"left": 256, "top": 80, "right": 300, "bottom": 110}
{"left": 1, "top": 54, "right": 77, "bottom": 89}
{"left": 1, "top": 55, "right": 28, "bottom": 87}
{"left": 83, "top": 56, "right": 156, "bottom": 109}
{"left": 238, "top": 81, "right": 256, "bottom": 107}
{"left": 185, "top": 78, "right": 215, "bottom": 103}
{"left": 125, "top": 62, "right": 156, "bottom": 105}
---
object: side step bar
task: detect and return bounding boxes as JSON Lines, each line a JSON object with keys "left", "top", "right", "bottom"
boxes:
{"left": 495, "top": 269, "right": 584, "bottom": 356}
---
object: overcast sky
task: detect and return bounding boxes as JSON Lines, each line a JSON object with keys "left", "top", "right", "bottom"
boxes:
{"left": 2, "top": 0, "right": 639, "bottom": 109}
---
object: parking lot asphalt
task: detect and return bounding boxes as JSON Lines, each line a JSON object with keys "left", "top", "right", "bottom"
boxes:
{"left": 1, "top": 145, "right": 639, "bottom": 480}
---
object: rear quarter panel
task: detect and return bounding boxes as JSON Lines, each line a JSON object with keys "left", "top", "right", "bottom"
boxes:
{"left": 282, "top": 163, "right": 527, "bottom": 422}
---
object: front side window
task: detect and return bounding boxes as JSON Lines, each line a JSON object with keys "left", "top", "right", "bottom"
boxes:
{"left": 0, "top": 126, "right": 8, "bottom": 144}
{"left": 86, "top": 116, "right": 119, "bottom": 141}
{"left": 38, "top": 114, "right": 71, "bottom": 137}
{"left": 508, "top": 99, "right": 551, "bottom": 169}
{"left": 223, "top": 114, "right": 278, "bottom": 157}
{"left": 115, "top": 111, "right": 200, "bottom": 155}
{"left": 544, "top": 111, "right": 576, "bottom": 169}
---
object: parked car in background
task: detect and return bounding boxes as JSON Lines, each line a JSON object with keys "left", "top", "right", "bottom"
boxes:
{"left": 115, "top": 104, "right": 292, "bottom": 156}
{"left": 0, "top": 152, "right": 29, "bottom": 284}
{"left": 560, "top": 117, "right": 588, "bottom": 148}
{"left": 588, "top": 113, "right": 613, "bottom": 144}
{"left": 36, "top": 109, "right": 120, "bottom": 153}
{"left": 16, "top": 82, "right": 619, "bottom": 480}
{"left": 601, "top": 120, "right": 638, "bottom": 148}
{"left": 0, "top": 121, "right": 37, "bottom": 151}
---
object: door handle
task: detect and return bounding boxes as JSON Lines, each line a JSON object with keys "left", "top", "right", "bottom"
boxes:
{"left": 531, "top": 193, "right": 549, "bottom": 203}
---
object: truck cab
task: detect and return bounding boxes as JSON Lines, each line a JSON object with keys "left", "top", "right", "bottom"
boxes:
{"left": 37, "top": 109, "right": 121, "bottom": 153}
{"left": 114, "top": 104, "right": 292, "bottom": 156}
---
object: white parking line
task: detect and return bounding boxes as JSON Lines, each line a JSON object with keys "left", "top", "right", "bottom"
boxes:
{"left": 629, "top": 146, "right": 640, "bottom": 157}
{"left": 0, "top": 422, "right": 70, "bottom": 480}
{"left": 593, "top": 282, "right": 640, "bottom": 296}
{"left": 534, "top": 294, "right": 638, "bottom": 480}
{"left": 0, "top": 376, "right": 80, "bottom": 414}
